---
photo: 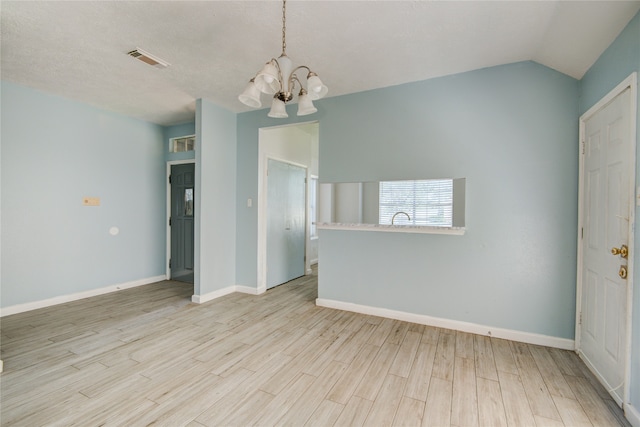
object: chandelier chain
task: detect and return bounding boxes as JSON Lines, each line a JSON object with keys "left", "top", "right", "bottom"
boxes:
{"left": 281, "top": 0, "right": 287, "bottom": 55}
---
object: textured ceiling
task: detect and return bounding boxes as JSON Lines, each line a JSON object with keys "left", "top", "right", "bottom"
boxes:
{"left": 2, "top": 1, "right": 639, "bottom": 126}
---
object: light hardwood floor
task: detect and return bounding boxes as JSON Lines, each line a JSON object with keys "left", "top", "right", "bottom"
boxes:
{"left": 0, "top": 268, "right": 631, "bottom": 426}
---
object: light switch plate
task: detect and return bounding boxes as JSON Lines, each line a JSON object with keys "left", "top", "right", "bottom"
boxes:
{"left": 83, "top": 197, "right": 100, "bottom": 206}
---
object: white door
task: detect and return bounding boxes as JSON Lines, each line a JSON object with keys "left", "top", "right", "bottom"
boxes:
{"left": 579, "top": 87, "right": 632, "bottom": 405}
{"left": 266, "top": 159, "right": 306, "bottom": 289}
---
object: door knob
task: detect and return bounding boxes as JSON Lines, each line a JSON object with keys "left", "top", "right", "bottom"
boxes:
{"left": 619, "top": 265, "right": 628, "bottom": 279}
{"left": 611, "top": 245, "right": 628, "bottom": 258}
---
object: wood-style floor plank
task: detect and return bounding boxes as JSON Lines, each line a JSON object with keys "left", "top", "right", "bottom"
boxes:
{"left": 393, "top": 396, "right": 425, "bottom": 427}
{"left": 498, "top": 370, "right": 537, "bottom": 426}
{"left": 353, "top": 341, "right": 400, "bottom": 401}
{"left": 432, "top": 330, "right": 456, "bottom": 381}
{"left": 474, "top": 335, "right": 499, "bottom": 381}
{"left": 304, "top": 399, "right": 344, "bottom": 427}
{"left": 476, "top": 377, "right": 508, "bottom": 427}
{"left": 364, "top": 373, "right": 406, "bottom": 426}
{"left": 0, "top": 268, "right": 629, "bottom": 427}
{"left": 511, "top": 341, "right": 562, "bottom": 421}
{"left": 334, "top": 395, "right": 373, "bottom": 427}
{"left": 451, "top": 356, "right": 479, "bottom": 427}
{"left": 423, "top": 376, "right": 453, "bottom": 427}
{"left": 404, "top": 342, "right": 437, "bottom": 402}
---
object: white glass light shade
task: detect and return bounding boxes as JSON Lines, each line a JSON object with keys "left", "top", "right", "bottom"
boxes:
{"left": 254, "top": 61, "right": 280, "bottom": 94}
{"left": 238, "top": 80, "right": 262, "bottom": 108}
{"left": 297, "top": 93, "right": 317, "bottom": 116}
{"left": 268, "top": 97, "right": 288, "bottom": 118}
{"left": 306, "top": 74, "right": 328, "bottom": 100}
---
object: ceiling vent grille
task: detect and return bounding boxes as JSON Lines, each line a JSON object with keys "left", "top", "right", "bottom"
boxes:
{"left": 127, "top": 48, "right": 170, "bottom": 69}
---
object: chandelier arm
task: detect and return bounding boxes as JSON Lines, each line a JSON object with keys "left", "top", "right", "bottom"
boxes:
{"left": 290, "top": 65, "right": 312, "bottom": 76}
{"left": 288, "top": 74, "right": 304, "bottom": 94}
{"left": 287, "top": 66, "right": 311, "bottom": 91}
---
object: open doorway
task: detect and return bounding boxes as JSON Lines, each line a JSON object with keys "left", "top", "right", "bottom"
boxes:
{"left": 257, "top": 122, "right": 319, "bottom": 293}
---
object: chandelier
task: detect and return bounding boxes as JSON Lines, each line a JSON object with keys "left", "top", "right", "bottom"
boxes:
{"left": 238, "top": 0, "right": 328, "bottom": 118}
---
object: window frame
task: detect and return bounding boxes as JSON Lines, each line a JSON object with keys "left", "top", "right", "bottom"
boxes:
{"left": 378, "top": 179, "right": 454, "bottom": 227}
{"left": 169, "top": 134, "right": 196, "bottom": 153}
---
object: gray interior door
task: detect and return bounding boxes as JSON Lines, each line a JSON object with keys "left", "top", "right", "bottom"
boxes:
{"left": 170, "top": 163, "right": 195, "bottom": 283}
{"left": 267, "top": 159, "right": 306, "bottom": 289}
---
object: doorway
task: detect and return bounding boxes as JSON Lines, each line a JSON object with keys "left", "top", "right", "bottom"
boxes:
{"left": 257, "top": 122, "right": 319, "bottom": 293}
{"left": 168, "top": 162, "right": 195, "bottom": 283}
{"left": 576, "top": 73, "right": 637, "bottom": 406}
{"left": 266, "top": 159, "right": 307, "bottom": 288}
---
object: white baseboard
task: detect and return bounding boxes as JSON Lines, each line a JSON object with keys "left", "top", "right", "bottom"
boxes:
{"left": 626, "top": 404, "right": 640, "bottom": 427}
{"left": 0, "top": 275, "right": 167, "bottom": 317}
{"left": 310, "top": 258, "right": 318, "bottom": 266}
{"left": 191, "top": 284, "right": 266, "bottom": 303}
{"left": 236, "top": 285, "right": 260, "bottom": 295}
{"left": 316, "top": 298, "right": 575, "bottom": 350}
{"left": 191, "top": 286, "right": 236, "bottom": 304}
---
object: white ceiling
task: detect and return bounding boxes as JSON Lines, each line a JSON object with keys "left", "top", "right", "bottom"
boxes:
{"left": 2, "top": 1, "right": 639, "bottom": 126}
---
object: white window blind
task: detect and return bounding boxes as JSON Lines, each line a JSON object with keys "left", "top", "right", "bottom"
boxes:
{"left": 379, "top": 179, "right": 453, "bottom": 227}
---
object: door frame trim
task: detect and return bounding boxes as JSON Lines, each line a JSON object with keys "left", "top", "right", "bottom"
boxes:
{"left": 166, "top": 159, "right": 196, "bottom": 280}
{"left": 258, "top": 154, "right": 309, "bottom": 293}
{"left": 575, "top": 72, "right": 637, "bottom": 407}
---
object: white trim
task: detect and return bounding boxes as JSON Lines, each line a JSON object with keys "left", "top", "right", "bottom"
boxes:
{"left": 310, "top": 258, "right": 318, "bottom": 265}
{"left": 166, "top": 159, "right": 196, "bottom": 280}
{"left": 191, "top": 286, "right": 235, "bottom": 304}
{"left": 309, "top": 174, "right": 319, "bottom": 240}
{"left": 575, "top": 72, "right": 637, "bottom": 405}
{"left": 318, "top": 223, "right": 466, "bottom": 235}
{"left": 0, "top": 275, "right": 166, "bottom": 317}
{"left": 626, "top": 404, "right": 640, "bottom": 427}
{"left": 257, "top": 122, "right": 318, "bottom": 292}
{"left": 316, "top": 298, "right": 575, "bottom": 350}
{"left": 191, "top": 284, "right": 261, "bottom": 303}
{"left": 236, "top": 285, "right": 261, "bottom": 295}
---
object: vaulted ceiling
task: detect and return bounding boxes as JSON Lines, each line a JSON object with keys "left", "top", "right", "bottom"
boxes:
{"left": 2, "top": 1, "right": 639, "bottom": 125}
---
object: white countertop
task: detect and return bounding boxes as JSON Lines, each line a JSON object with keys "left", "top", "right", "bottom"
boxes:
{"left": 317, "top": 222, "right": 465, "bottom": 235}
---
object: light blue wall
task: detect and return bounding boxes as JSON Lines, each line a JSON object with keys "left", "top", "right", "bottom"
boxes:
{"left": 194, "top": 99, "right": 237, "bottom": 296}
{"left": 321, "top": 62, "right": 579, "bottom": 339}
{"left": 236, "top": 61, "right": 580, "bottom": 339}
{"left": 164, "top": 122, "right": 195, "bottom": 162}
{"left": 0, "top": 81, "right": 166, "bottom": 308}
{"left": 580, "top": 10, "right": 640, "bottom": 418}
{"left": 236, "top": 109, "right": 323, "bottom": 287}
